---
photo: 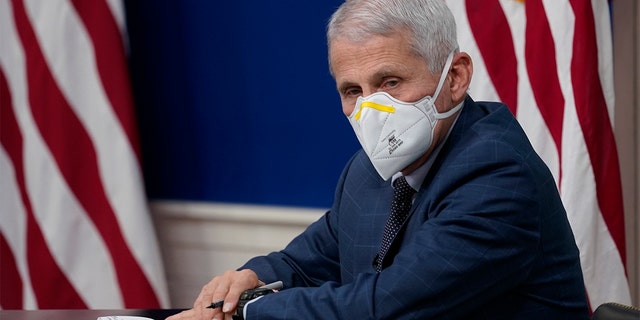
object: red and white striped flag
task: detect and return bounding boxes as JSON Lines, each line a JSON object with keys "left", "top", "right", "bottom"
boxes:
{"left": 446, "top": 0, "right": 631, "bottom": 309}
{"left": 0, "top": 0, "right": 169, "bottom": 309}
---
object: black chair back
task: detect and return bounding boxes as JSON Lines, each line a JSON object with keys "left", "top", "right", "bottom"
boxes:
{"left": 592, "top": 302, "right": 640, "bottom": 320}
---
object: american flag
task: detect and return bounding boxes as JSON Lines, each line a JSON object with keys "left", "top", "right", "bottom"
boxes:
{"left": 0, "top": 0, "right": 168, "bottom": 309}
{"left": 445, "top": 0, "right": 631, "bottom": 309}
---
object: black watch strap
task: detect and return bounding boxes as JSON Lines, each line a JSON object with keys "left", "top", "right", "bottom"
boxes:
{"left": 231, "top": 287, "right": 274, "bottom": 320}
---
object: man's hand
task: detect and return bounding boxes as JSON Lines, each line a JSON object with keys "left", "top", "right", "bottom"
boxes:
{"left": 166, "top": 269, "right": 262, "bottom": 320}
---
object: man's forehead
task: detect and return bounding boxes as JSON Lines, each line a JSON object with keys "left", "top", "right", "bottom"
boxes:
{"left": 330, "top": 39, "right": 427, "bottom": 72}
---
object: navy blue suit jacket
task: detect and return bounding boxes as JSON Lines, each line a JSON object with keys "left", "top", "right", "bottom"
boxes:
{"left": 241, "top": 97, "right": 589, "bottom": 319}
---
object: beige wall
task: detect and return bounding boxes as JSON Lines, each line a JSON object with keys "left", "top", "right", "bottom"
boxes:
{"left": 152, "top": 202, "right": 324, "bottom": 308}
{"left": 613, "top": 0, "right": 639, "bottom": 306}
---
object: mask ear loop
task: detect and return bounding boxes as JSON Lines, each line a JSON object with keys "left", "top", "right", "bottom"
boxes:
{"left": 431, "top": 49, "right": 461, "bottom": 119}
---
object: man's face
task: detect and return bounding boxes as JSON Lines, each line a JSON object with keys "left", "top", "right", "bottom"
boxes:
{"left": 329, "top": 33, "right": 446, "bottom": 116}
{"left": 329, "top": 33, "right": 456, "bottom": 173}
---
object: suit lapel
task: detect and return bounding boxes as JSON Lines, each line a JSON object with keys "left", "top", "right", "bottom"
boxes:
{"left": 378, "top": 97, "right": 479, "bottom": 269}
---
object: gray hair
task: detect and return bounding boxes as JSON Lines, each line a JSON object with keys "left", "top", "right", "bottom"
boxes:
{"left": 327, "top": 0, "right": 459, "bottom": 74}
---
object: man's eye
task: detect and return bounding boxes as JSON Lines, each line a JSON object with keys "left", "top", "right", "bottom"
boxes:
{"left": 383, "top": 80, "right": 399, "bottom": 88}
{"left": 344, "top": 88, "right": 362, "bottom": 97}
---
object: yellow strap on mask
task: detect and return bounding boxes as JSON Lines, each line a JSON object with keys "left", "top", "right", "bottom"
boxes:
{"left": 354, "top": 101, "right": 395, "bottom": 120}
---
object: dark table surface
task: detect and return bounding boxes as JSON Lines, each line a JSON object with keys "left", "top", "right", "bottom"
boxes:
{"left": 0, "top": 309, "right": 184, "bottom": 320}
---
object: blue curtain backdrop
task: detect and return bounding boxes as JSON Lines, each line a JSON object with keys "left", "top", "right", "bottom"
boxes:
{"left": 124, "top": 1, "right": 359, "bottom": 208}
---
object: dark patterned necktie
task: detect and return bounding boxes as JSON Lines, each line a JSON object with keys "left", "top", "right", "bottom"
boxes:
{"left": 375, "top": 176, "right": 416, "bottom": 272}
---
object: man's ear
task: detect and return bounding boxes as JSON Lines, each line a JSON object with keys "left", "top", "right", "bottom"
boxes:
{"left": 449, "top": 52, "right": 473, "bottom": 103}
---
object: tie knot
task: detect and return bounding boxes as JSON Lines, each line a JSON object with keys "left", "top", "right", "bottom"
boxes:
{"left": 393, "top": 176, "right": 416, "bottom": 199}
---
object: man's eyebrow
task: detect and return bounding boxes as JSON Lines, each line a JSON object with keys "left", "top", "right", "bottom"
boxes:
{"left": 336, "top": 66, "right": 400, "bottom": 93}
{"left": 373, "top": 68, "right": 395, "bottom": 78}
{"left": 337, "top": 80, "right": 358, "bottom": 93}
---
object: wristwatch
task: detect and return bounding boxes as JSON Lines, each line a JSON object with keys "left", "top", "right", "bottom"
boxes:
{"left": 232, "top": 287, "right": 275, "bottom": 320}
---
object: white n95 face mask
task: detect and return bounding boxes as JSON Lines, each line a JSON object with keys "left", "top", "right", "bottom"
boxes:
{"left": 347, "top": 50, "right": 462, "bottom": 180}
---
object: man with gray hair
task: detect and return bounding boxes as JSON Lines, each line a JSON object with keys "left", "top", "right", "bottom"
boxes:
{"left": 169, "top": 0, "right": 589, "bottom": 318}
